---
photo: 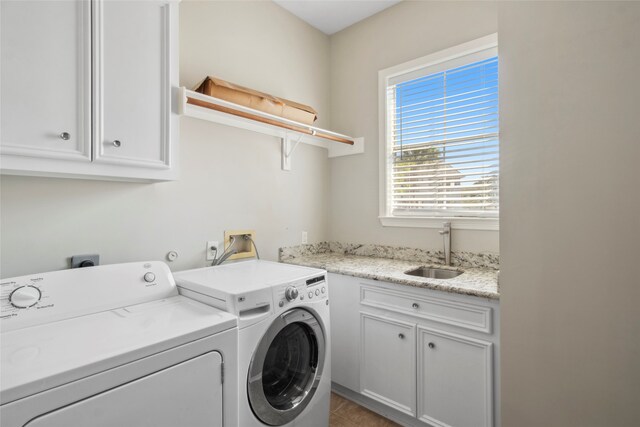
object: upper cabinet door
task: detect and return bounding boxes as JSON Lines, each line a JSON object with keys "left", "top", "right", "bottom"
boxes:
{"left": 0, "top": 0, "right": 91, "bottom": 161}
{"left": 92, "top": 0, "right": 176, "bottom": 171}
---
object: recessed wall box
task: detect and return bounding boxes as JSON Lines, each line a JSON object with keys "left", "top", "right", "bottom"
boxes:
{"left": 224, "top": 230, "right": 256, "bottom": 260}
{"left": 71, "top": 254, "right": 100, "bottom": 268}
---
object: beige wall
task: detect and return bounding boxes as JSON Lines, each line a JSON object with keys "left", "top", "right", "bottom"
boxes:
{"left": 499, "top": 2, "right": 640, "bottom": 426}
{"left": 180, "top": 0, "right": 331, "bottom": 128}
{"left": 0, "top": 1, "right": 331, "bottom": 278}
{"left": 328, "top": 1, "right": 499, "bottom": 253}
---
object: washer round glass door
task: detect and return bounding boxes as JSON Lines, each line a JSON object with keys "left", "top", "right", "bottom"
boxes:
{"left": 247, "top": 307, "right": 326, "bottom": 426}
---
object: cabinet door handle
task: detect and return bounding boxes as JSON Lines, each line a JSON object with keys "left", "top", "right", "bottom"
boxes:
{"left": 59, "top": 132, "right": 71, "bottom": 141}
{"left": 412, "top": 303, "right": 420, "bottom": 309}
{"left": 112, "top": 140, "right": 122, "bottom": 147}
{"left": 428, "top": 342, "right": 435, "bottom": 349}
{"left": 398, "top": 333, "right": 405, "bottom": 339}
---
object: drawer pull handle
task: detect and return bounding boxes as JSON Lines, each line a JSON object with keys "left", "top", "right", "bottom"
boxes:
{"left": 59, "top": 132, "right": 71, "bottom": 141}
{"left": 412, "top": 303, "right": 420, "bottom": 309}
{"left": 398, "top": 333, "right": 405, "bottom": 339}
{"left": 113, "top": 140, "right": 122, "bottom": 147}
{"left": 428, "top": 342, "right": 435, "bottom": 349}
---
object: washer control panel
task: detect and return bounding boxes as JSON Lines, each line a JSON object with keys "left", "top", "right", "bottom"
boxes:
{"left": 274, "top": 274, "right": 327, "bottom": 309}
{"left": 1, "top": 261, "right": 177, "bottom": 332}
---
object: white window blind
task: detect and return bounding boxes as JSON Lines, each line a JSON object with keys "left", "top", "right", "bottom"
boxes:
{"left": 386, "top": 52, "right": 499, "bottom": 218}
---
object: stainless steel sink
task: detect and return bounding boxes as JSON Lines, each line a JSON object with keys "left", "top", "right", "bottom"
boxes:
{"left": 404, "top": 267, "right": 463, "bottom": 280}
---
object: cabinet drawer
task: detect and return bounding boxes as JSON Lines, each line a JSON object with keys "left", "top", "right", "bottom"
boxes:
{"left": 360, "top": 286, "right": 492, "bottom": 333}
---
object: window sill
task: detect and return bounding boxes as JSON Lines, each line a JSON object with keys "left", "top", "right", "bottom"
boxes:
{"left": 379, "top": 216, "right": 499, "bottom": 231}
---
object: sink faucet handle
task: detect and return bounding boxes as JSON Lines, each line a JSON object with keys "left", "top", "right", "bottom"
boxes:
{"left": 439, "top": 222, "right": 451, "bottom": 235}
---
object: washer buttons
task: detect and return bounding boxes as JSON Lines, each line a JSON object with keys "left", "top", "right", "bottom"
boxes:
{"left": 308, "top": 292, "right": 313, "bottom": 298}
{"left": 321, "top": 287, "right": 326, "bottom": 294}
{"left": 279, "top": 300, "right": 284, "bottom": 307}
{"left": 315, "top": 289, "right": 320, "bottom": 296}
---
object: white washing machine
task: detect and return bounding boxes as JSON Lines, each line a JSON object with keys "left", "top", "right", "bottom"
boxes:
{"left": 0, "top": 261, "right": 239, "bottom": 427}
{"left": 175, "top": 260, "right": 331, "bottom": 427}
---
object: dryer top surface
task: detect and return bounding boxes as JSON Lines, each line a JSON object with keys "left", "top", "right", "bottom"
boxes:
{"left": 174, "top": 260, "right": 326, "bottom": 300}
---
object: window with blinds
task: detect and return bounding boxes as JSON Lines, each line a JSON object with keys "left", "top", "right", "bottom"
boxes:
{"left": 384, "top": 45, "right": 499, "bottom": 219}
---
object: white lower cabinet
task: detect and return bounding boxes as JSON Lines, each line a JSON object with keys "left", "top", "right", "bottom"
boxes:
{"left": 328, "top": 272, "right": 360, "bottom": 391}
{"left": 360, "top": 313, "right": 416, "bottom": 416}
{"left": 329, "top": 273, "right": 499, "bottom": 427}
{"left": 418, "top": 328, "right": 493, "bottom": 427}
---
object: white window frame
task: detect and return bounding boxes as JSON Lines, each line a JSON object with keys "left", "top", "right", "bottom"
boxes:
{"left": 378, "top": 34, "right": 499, "bottom": 231}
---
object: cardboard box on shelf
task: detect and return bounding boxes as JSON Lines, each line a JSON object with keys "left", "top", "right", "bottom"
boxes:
{"left": 194, "top": 76, "right": 318, "bottom": 125}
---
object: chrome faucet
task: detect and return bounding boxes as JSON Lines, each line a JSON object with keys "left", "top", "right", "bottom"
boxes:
{"left": 439, "top": 222, "right": 451, "bottom": 266}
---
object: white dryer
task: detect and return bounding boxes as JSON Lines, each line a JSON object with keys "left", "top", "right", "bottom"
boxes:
{"left": 175, "top": 260, "right": 331, "bottom": 427}
{"left": 0, "top": 261, "right": 238, "bottom": 427}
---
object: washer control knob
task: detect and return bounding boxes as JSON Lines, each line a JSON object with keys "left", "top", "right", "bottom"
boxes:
{"left": 315, "top": 289, "right": 320, "bottom": 296}
{"left": 9, "top": 286, "right": 41, "bottom": 308}
{"left": 308, "top": 292, "right": 313, "bottom": 298}
{"left": 143, "top": 272, "right": 156, "bottom": 283}
{"left": 285, "top": 286, "right": 299, "bottom": 301}
{"left": 321, "top": 287, "right": 326, "bottom": 294}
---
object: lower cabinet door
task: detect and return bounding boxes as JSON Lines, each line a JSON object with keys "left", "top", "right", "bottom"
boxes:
{"left": 360, "top": 312, "right": 416, "bottom": 416}
{"left": 418, "top": 327, "right": 493, "bottom": 427}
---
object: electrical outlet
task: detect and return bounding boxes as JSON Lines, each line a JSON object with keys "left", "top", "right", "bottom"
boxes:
{"left": 71, "top": 254, "right": 100, "bottom": 268}
{"left": 206, "top": 241, "right": 219, "bottom": 261}
{"left": 301, "top": 231, "right": 308, "bottom": 244}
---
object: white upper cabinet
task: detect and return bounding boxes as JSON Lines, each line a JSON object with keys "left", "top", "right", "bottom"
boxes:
{"left": 93, "top": 0, "right": 174, "bottom": 171}
{"left": 0, "top": 0, "right": 179, "bottom": 182}
{"left": 0, "top": 0, "right": 91, "bottom": 162}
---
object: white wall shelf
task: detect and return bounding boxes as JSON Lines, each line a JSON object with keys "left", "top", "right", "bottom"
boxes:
{"left": 178, "top": 87, "right": 364, "bottom": 170}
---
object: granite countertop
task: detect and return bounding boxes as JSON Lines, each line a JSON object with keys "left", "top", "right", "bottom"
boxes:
{"left": 279, "top": 242, "right": 499, "bottom": 300}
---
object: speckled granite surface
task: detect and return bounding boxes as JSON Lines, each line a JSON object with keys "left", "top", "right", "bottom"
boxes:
{"left": 279, "top": 243, "right": 499, "bottom": 300}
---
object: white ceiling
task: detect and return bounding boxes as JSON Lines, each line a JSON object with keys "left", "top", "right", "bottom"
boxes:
{"left": 273, "top": 0, "right": 401, "bottom": 35}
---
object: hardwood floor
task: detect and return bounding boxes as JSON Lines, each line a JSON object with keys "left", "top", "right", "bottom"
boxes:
{"left": 329, "top": 392, "right": 400, "bottom": 426}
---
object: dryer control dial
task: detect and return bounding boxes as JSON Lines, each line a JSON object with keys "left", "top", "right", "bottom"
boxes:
{"left": 9, "top": 285, "right": 41, "bottom": 308}
{"left": 285, "top": 286, "right": 299, "bottom": 301}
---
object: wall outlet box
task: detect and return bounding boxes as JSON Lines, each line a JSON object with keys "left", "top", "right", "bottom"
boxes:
{"left": 224, "top": 229, "right": 256, "bottom": 260}
{"left": 71, "top": 254, "right": 100, "bottom": 268}
{"left": 206, "top": 241, "right": 219, "bottom": 261}
{"left": 301, "top": 231, "right": 308, "bottom": 244}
